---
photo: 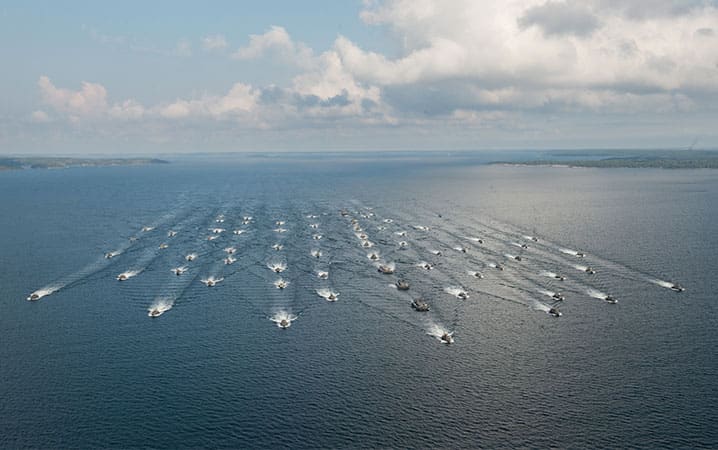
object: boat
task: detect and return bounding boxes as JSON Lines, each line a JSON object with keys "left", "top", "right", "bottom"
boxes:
{"left": 604, "top": 295, "right": 617, "bottom": 304}
{"left": 28, "top": 293, "right": 40, "bottom": 301}
{"left": 554, "top": 274, "right": 566, "bottom": 281}
{"left": 117, "top": 273, "right": 129, "bottom": 281}
{"left": 548, "top": 307, "right": 562, "bottom": 317}
{"left": 411, "top": 299, "right": 430, "bottom": 311}
{"left": 552, "top": 292, "right": 564, "bottom": 301}
{"left": 396, "top": 279, "right": 410, "bottom": 290}
{"left": 440, "top": 332, "right": 454, "bottom": 344}
{"left": 158, "top": 243, "right": 169, "bottom": 249}
{"left": 172, "top": 266, "right": 188, "bottom": 275}
{"left": 670, "top": 283, "right": 685, "bottom": 292}
{"left": 279, "top": 319, "right": 290, "bottom": 329}
{"left": 377, "top": 265, "right": 394, "bottom": 274}
{"left": 149, "top": 308, "right": 162, "bottom": 318}
{"left": 585, "top": 267, "right": 596, "bottom": 274}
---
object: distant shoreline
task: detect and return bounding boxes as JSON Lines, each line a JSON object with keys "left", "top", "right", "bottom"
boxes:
{"left": 0, "top": 157, "right": 169, "bottom": 171}
{"left": 490, "top": 150, "right": 718, "bottom": 169}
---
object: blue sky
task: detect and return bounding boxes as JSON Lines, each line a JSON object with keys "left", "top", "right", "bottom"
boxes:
{"left": 2, "top": 0, "right": 718, "bottom": 154}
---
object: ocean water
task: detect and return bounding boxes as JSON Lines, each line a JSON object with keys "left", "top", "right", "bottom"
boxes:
{"left": 1, "top": 154, "right": 716, "bottom": 448}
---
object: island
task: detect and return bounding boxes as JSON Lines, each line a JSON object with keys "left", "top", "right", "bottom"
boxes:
{"left": 491, "top": 150, "right": 718, "bottom": 169}
{"left": 0, "top": 157, "right": 169, "bottom": 171}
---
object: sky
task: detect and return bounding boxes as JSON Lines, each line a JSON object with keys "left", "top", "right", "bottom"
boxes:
{"left": 1, "top": 0, "right": 718, "bottom": 154}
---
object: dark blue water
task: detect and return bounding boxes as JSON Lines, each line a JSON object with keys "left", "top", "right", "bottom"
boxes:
{"left": 1, "top": 154, "right": 716, "bottom": 448}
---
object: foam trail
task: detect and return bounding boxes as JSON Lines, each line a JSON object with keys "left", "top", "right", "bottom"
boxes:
{"left": 269, "top": 310, "right": 298, "bottom": 328}
{"left": 647, "top": 278, "right": 684, "bottom": 291}
{"left": 27, "top": 286, "right": 61, "bottom": 301}
{"left": 587, "top": 288, "right": 609, "bottom": 300}
{"left": 559, "top": 247, "right": 580, "bottom": 256}
{"left": 316, "top": 288, "right": 339, "bottom": 302}
{"left": 147, "top": 297, "right": 174, "bottom": 317}
{"left": 444, "top": 286, "right": 469, "bottom": 299}
{"left": 117, "top": 269, "right": 142, "bottom": 281}
{"left": 427, "top": 322, "right": 454, "bottom": 344}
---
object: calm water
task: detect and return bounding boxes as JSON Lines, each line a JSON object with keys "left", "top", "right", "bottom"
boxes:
{"left": 1, "top": 154, "right": 716, "bottom": 448}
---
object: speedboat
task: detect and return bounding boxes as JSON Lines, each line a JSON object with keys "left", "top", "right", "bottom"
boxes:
{"left": 377, "top": 265, "right": 394, "bottom": 274}
{"left": 172, "top": 266, "right": 188, "bottom": 275}
{"left": 310, "top": 223, "right": 319, "bottom": 229}
{"left": 141, "top": 226, "right": 154, "bottom": 232}
{"left": 340, "top": 209, "right": 349, "bottom": 217}
{"left": 279, "top": 319, "right": 290, "bottom": 329}
{"left": 149, "top": 308, "right": 162, "bottom": 318}
{"left": 399, "top": 241, "right": 408, "bottom": 248}
{"left": 470, "top": 271, "right": 484, "bottom": 279}
{"left": 224, "top": 256, "right": 236, "bottom": 265}
{"left": 185, "top": 254, "right": 197, "bottom": 261}
{"left": 670, "top": 283, "right": 684, "bottom": 292}
{"left": 313, "top": 234, "right": 322, "bottom": 240}
{"left": 431, "top": 250, "right": 443, "bottom": 256}
{"left": 585, "top": 267, "right": 596, "bottom": 274}
{"left": 604, "top": 295, "right": 618, "bottom": 304}
{"left": 554, "top": 274, "right": 566, "bottom": 281}
{"left": 552, "top": 292, "right": 564, "bottom": 301}
{"left": 104, "top": 252, "right": 115, "bottom": 259}
{"left": 368, "top": 252, "right": 379, "bottom": 261}
{"left": 167, "top": 230, "right": 178, "bottom": 237}
{"left": 495, "top": 263, "right": 504, "bottom": 271}
{"left": 531, "top": 236, "right": 539, "bottom": 242}
{"left": 457, "top": 291, "right": 468, "bottom": 300}
{"left": 548, "top": 307, "right": 562, "bottom": 317}
{"left": 28, "top": 293, "right": 40, "bottom": 301}
{"left": 233, "top": 229, "right": 245, "bottom": 235}
{"left": 202, "top": 277, "right": 223, "bottom": 287}
{"left": 311, "top": 250, "right": 322, "bottom": 258}
{"left": 275, "top": 279, "right": 288, "bottom": 289}
{"left": 224, "top": 247, "right": 236, "bottom": 254}
{"left": 361, "top": 241, "right": 373, "bottom": 248}
{"left": 272, "top": 244, "right": 283, "bottom": 251}
{"left": 207, "top": 235, "right": 219, "bottom": 241}
{"left": 513, "top": 255, "right": 522, "bottom": 261}
{"left": 396, "top": 279, "right": 410, "bottom": 290}
{"left": 440, "top": 333, "right": 454, "bottom": 344}
{"left": 159, "top": 243, "right": 169, "bottom": 249}
{"left": 276, "top": 220, "right": 285, "bottom": 225}
{"left": 117, "top": 273, "right": 129, "bottom": 281}
{"left": 411, "top": 299, "right": 430, "bottom": 311}
{"left": 317, "top": 271, "right": 329, "bottom": 279}
{"left": 210, "top": 227, "right": 225, "bottom": 234}
{"left": 521, "top": 243, "right": 529, "bottom": 249}
{"left": 455, "top": 246, "right": 467, "bottom": 253}
{"left": 420, "top": 262, "right": 433, "bottom": 270}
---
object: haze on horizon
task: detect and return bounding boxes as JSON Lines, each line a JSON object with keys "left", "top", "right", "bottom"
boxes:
{"left": 1, "top": 0, "right": 718, "bottom": 154}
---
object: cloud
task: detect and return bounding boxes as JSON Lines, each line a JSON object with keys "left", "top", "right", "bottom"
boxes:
{"left": 518, "top": 1, "right": 601, "bottom": 37}
{"left": 174, "top": 39, "right": 192, "bottom": 57}
{"left": 38, "top": 75, "right": 108, "bottom": 118}
{"left": 31, "top": 110, "right": 50, "bottom": 123}
{"left": 201, "top": 34, "right": 228, "bottom": 51}
{"left": 232, "top": 26, "right": 314, "bottom": 68}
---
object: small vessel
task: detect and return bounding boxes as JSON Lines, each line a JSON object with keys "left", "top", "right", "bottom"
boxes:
{"left": 670, "top": 283, "right": 684, "bottom": 292}
{"left": 313, "top": 234, "right": 322, "bottom": 240}
{"left": 552, "top": 292, "right": 564, "bottom": 301}
{"left": 279, "top": 319, "right": 290, "bottom": 329}
{"left": 185, "top": 253, "right": 197, "bottom": 261}
{"left": 396, "top": 279, "right": 410, "bottom": 290}
{"left": 431, "top": 250, "right": 442, "bottom": 256}
{"left": 604, "top": 295, "right": 618, "bottom": 304}
{"left": 223, "top": 256, "right": 236, "bottom": 265}
{"left": 207, "top": 235, "right": 219, "bottom": 241}
{"left": 149, "top": 308, "right": 162, "bottom": 318}
{"left": 554, "top": 274, "right": 566, "bottom": 281}
{"left": 440, "top": 332, "right": 454, "bottom": 344}
{"left": 457, "top": 291, "right": 468, "bottom": 300}
{"left": 531, "top": 236, "right": 539, "bottom": 242}
{"left": 420, "top": 262, "right": 433, "bottom": 270}
{"left": 117, "top": 273, "right": 129, "bottom": 281}
{"left": 377, "top": 265, "right": 394, "bottom": 274}
{"left": 470, "top": 271, "right": 483, "bottom": 279}
{"left": 585, "top": 267, "right": 596, "bottom": 274}
{"left": 368, "top": 252, "right": 379, "bottom": 261}
{"left": 233, "top": 229, "right": 245, "bottom": 235}
{"left": 158, "top": 243, "right": 169, "bottom": 249}
{"left": 141, "top": 226, "right": 154, "bottom": 232}
{"left": 340, "top": 209, "right": 349, "bottom": 217}
{"left": 201, "top": 277, "right": 223, "bottom": 287}
{"left": 548, "top": 307, "right": 562, "bottom": 317}
{"left": 274, "top": 279, "right": 288, "bottom": 289}
{"left": 28, "top": 293, "right": 40, "bottom": 301}
{"left": 520, "top": 243, "right": 529, "bottom": 249}
{"left": 224, "top": 247, "right": 236, "bottom": 254}
{"left": 276, "top": 220, "right": 285, "bottom": 225}
{"left": 411, "top": 299, "right": 430, "bottom": 311}
{"left": 455, "top": 246, "right": 467, "bottom": 253}
{"left": 399, "top": 241, "right": 408, "bottom": 248}
{"left": 210, "top": 227, "right": 225, "bottom": 234}
{"left": 361, "top": 241, "right": 373, "bottom": 248}
{"left": 576, "top": 252, "right": 586, "bottom": 258}
{"left": 494, "top": 263, "right": 504, "bottom": 271}
{"left": 104, "top": 252, "right": 115, "bottom": 259}
{"left": 317, "top": 271, "right": 329, "bottom": 279}
{"left": 167, "top": 230, "right": 178, "bottom": 237}
{"left": 311, "top": 249, "right": 322, "bottom": 258}
{"left": 272, "top": 244, "right": 283, "bottom": 251}
{"left": 172, "top": 266, "right": 188, "bottom": 275}
{"left": 513, "top": 255, "right": 522, "bottom": 261}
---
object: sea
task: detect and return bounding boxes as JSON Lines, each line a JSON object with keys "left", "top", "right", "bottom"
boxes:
{"left": 1, "top": 152, "right": 716, "bottom": 448}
